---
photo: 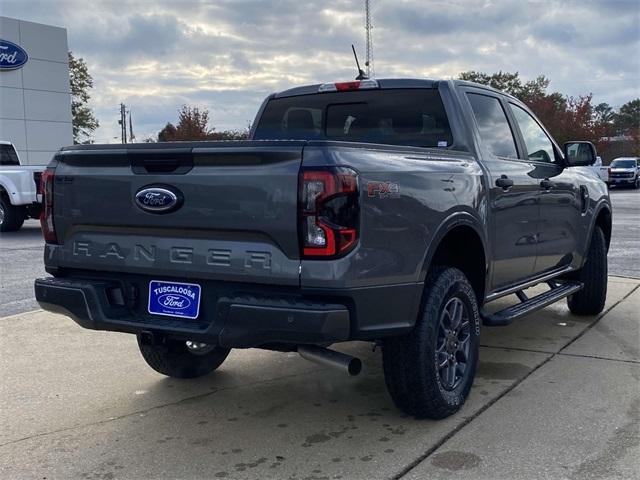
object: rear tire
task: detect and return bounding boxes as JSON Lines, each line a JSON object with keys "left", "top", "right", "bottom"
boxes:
{"left": 567, "top": 226, "right": 607, "bottom": 315}
{"left": 0, "top": 196, "right": 25, "bottom": 232}
{"left": 382, "top": 267, "right": 481, "bottom": 419}
{"left": 137, "top": 336, "right": 230, "bottom": 378}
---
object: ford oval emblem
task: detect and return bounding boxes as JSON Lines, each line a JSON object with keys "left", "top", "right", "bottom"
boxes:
{"left": 158, "top": 293, "right": 191, "bottom": 310}
{"left": 135, "top": 186, "right": 183, "bottom": 214}
{"left": 0, "top": 39, "right": 28, "bottom": 70}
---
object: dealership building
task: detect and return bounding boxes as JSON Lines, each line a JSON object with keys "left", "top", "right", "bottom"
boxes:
{"left": 0, "top": 16, "right": 73, "bottom": 165}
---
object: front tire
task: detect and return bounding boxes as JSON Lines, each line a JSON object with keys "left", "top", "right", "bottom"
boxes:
{"left": 0, "top": 196, "right": 25, "bottom": 232}
{"left": 138, "top": 336, "right": 230, "bottom": 378}
{"left": 382, "top": 267, "right": 481, "bottom": 419}
{"left": 567, "top": 226, "right": 608, "bottom": 315}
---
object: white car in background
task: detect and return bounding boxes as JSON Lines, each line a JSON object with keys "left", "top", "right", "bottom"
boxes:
{"left": 0, "top": 141, "right": 45, "bottom": 232}
{"left": 608, "top": 157, "right": 640, "bottom": 189}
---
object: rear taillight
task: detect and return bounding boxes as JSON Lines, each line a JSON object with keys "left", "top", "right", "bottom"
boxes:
{"left": 299, "top": 167, "right": 359, "bottom": 258}
{"left": 40, "top": 169, "right": 57, "bottom": 243}
{"left": 34, "top": 171, "right": 43, "bottom": 195}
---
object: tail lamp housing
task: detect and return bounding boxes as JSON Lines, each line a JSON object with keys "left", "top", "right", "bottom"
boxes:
{"left": 299, "top": 167, "right": 359, "bottom": 258}
{"left": 40, "top": 169, "right": 57, "bottom": 243}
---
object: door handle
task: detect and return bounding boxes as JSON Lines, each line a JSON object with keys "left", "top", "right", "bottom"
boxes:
{"left": 495, "top": 175, "right": 514, "bottom": 190}
{"left": 540, "top": 179, "right": 555, "bottom": 190}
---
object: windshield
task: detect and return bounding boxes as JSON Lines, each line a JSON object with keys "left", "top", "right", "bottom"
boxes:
{"left": 253, "top": 89, "right": 454, "bottom": 148}
{"left": 611, "top": 159, "right": 637, "bottom": 168}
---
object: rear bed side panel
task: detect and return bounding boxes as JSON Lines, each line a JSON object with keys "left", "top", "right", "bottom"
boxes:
{"left": 300, "top": 143, "right": 486, "bottom": 334}
{"left": 46, "top": 143, "right": 304, "bottom": 286}
{"left": 0, "top": 166, "right": 43, "bottom": 205}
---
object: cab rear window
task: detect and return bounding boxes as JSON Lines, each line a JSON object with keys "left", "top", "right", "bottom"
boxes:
{"left": 254, "top": 89, "right": 453, "bottom": 148}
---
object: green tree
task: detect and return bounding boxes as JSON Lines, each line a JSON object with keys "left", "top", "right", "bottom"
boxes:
{"left": 614, "top": 98, "right": 640, "bottom": 152}
{"left": 594, "top": 102, "right": 615, "bottom": 124}
{"left": 459, "top": 71, "right": 551, "bottom": 104}
{"left": 157, "top": 123, "right": 177, "bottom": 142}
{"left": 614, "top": 99, "right": 640, "bottom": 134}
{"left": 459, "top": 70, "right": 522, "bottom": 96}
{"left": 68, "top": 51, "right": 99, "bottom": 143}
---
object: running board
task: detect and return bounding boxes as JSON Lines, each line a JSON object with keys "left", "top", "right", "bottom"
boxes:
{"left": 482, "top": 281, "right": 583, "bottom": 326}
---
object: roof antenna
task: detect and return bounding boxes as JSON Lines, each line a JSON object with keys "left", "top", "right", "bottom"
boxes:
{"left": 351, "top": 44, "right": 368, "bottom": 80}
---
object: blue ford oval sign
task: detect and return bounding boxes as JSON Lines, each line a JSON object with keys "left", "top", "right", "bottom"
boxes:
{"left": 0, "top": 39, "right": 28, "bottom": 70}
{"left": 135, "top": 186, "right": 183, "bottom": 214}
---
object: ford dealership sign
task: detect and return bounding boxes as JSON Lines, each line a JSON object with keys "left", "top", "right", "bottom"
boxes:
{"left": 0, "top": 39, "right": 28, "bottom": 70}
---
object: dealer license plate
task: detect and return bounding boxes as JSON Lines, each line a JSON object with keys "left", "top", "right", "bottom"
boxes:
{"left": 148, "top": 280, "right": 201, "bottom": 319}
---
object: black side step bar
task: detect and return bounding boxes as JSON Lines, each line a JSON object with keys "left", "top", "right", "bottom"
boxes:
{"left": 482, "top": 281, "right": 583, "bottom": 326}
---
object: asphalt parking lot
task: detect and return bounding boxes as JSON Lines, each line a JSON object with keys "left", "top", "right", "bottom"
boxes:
{"left": 0, "top": 188, "right": 638, "bottom": 479}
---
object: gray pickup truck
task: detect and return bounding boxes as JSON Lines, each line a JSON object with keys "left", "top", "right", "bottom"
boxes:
{"left": 35, "top": 79, "right": 611, "bottom": 419}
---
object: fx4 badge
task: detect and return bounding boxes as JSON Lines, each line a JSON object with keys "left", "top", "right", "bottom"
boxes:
{"left": 367, "top": 181, "right": 400, "bottom": 198}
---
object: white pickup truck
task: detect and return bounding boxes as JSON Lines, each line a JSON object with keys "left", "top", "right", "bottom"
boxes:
{"left": 0, "top": 141, "right": 45, "bottom": 232}
{"left": 589, "top": 156, "right": 609, "bottom": 184}
{"left": 566, "top": 143, "right": 609, "bottom": 183}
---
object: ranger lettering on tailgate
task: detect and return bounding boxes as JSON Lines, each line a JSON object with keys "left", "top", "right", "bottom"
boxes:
{"left": 72, "top": 241, "right": 272, "bottom": 270}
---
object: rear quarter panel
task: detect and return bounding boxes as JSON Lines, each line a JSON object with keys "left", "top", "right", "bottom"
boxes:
{"left": 0, "top": 166, "right": 43, "bottom": 205}
{"left": 300, "top": 143, "right": 487, "bottom": 289}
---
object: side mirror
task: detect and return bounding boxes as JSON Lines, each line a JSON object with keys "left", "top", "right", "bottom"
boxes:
{"left": 563, "top": 141, "right": 597, "bottom": 167}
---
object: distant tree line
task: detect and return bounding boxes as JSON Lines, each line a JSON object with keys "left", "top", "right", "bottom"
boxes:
{"left": 156, "top": 105, "right": 250, "bottom": 142}
{"left": 459, "top": 71, "right": 639, "bottom": 160}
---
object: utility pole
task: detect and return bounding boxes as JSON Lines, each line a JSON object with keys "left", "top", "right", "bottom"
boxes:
{"left": 118, "top": 103, "right": 127, "bottom": 144}
{"left": 128, "top": 109, "right": 135, "bottom": 143}
{"left": 364, "top": 0, "right": 374, "bottom": 78}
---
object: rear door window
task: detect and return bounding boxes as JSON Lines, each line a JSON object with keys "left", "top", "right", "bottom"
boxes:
{"left": 0, "top": 144, "right": 20, "bottom": 166}
{"left": 254, "top": 89, "right": 454, "bottom": 148}
{"left": 466, "top": 93, "right": 518, "bottom": 159}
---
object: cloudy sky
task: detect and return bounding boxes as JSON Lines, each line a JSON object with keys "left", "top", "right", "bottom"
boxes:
{"left": 2, "top": 0, "right": 639, "bottom": 143}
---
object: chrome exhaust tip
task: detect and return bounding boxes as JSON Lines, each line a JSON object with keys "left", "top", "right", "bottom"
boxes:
{"left": 298, "top": 345, "right": 362, "bottom": 376}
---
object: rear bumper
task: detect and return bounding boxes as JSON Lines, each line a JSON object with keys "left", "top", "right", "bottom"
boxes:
{"left": 35, "top": 277, "right": 354, "bottom": 348}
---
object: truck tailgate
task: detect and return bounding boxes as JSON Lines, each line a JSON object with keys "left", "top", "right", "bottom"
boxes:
{"left": 49, "top": 142, "right": 304, "bottom": 286}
